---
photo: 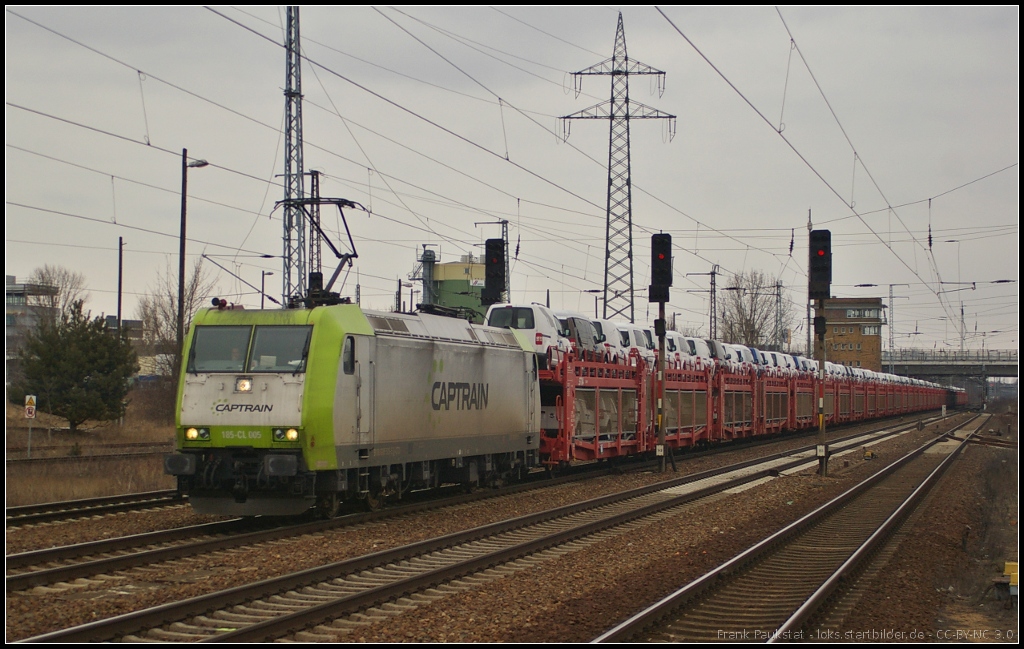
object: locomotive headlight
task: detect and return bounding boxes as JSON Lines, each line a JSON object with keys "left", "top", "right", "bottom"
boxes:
{"left": 185, "top": 428, "right": 210, "bottom": 441}
{"left": 273, "top": 428, "right": 300, "bottom": 442}
{"left": 235, "top": 377, "right": 253, "bottom": 393}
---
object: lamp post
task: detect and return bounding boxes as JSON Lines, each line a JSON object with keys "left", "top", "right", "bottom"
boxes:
{"left": 261, "top": 271, "right": 274, "bottom": 309}
{"left": 584, "top": 289, "right": 603, "bottom": 318}
{"left": 178, "top": 149, "right": 208, "bottom": 355}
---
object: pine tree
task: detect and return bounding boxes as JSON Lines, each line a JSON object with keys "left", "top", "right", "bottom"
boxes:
{"left": 10, "top": 300, "right": 139, "bottom": 432}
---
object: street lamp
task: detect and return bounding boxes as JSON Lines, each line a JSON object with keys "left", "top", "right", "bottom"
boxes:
{"left": 178, "top": 149, "right": 208, "bottom": 355}
{"left": 261, "top": 271, "right": 274, "bottom": 309}
{"left": 583, "top": 289, "right": 603, "bottom": 318}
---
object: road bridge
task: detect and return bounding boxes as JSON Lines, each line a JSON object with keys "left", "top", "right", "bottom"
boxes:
{"left": 882, "top": 349, "right": 1017, "bottom": 404}
{"left": 882, "top": 349, "right": 1017, "bottom": 379}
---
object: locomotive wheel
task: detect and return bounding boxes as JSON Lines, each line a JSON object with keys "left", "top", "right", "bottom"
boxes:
{"left": 316, "top": 492, "right": 342, "bottom": 519}
{"left": 364, "top": 487, "right": 384, "bottom": 512}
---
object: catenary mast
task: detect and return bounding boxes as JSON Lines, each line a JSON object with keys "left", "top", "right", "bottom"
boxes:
{"left": 282, "top": 6, "right": 305, "bottom": 305}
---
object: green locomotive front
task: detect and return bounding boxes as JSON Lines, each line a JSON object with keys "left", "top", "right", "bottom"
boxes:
{"left": 165, "top": 304, "right": 540, "bottom": 517}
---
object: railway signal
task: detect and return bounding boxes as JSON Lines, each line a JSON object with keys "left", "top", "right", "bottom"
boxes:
{"left": 808, "top": 229, "right": 832, "bottom": 474}
{"left": 648, "top": 233, "right": 674, "bottom": 473}
{"left": 808, "top": 230, "right": 832, "bottom": 301}
{"left": 649, "top": 233, "right": 672, "bottom": 303}
{"left": 483, "top": 238, "right": 505, "bottom": 305}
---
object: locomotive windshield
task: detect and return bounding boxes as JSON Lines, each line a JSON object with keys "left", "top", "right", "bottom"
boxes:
{"left": 248, "top": 326, "right": 312, "bottom": 372}
{"left": 187, "top": 326, "right": 252, "bottom": 372}
{"left": 186, "top": 325, "right": 312, "bottom": 373}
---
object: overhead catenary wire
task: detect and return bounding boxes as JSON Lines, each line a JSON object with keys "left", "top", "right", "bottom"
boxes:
{"left": 654, "top": 7, "right": 1014, "bottom": 345}
{"left": 7, "top": 8, "right": 1013, "bottom": 346}
{"left": 11, "top": 7, "right": 802, "bottom": 295}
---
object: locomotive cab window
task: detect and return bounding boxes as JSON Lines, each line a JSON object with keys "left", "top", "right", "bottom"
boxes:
{"left": 187, "top": 326, "right": 252, "bottom": 373}
{"left": 343, "top": 336, "right": 355, "bottom": 375}
{"left": 248, "top": 326, "right": 312, "bottom": 372}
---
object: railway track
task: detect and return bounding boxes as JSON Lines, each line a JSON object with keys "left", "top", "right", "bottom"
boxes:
{"left": 5, "top": 490, "right": 184, "bottom": 527}
{"left": 6, "top": 440, "right": 173, "bottom": 462}
{"left": 593, "top": 413, "right": 986, "bottom": 643}
{"left": 6, "top": 450, "right": 170, "bottom": 467}
{"left": 19, "top": 415, "right": 964, "bottom": 642}
{"left": 6, "top": 414, "right": 949, "bottom": 594}
{"left": 4, "top": 455, "right": 641, "bottom": 592}
{"left": 3, "top": 412, "right": 940, "bottom": 533}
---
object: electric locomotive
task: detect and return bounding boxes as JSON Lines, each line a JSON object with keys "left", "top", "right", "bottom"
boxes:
{"left": 165, "top": 303, "right": 541, "bottom": 517}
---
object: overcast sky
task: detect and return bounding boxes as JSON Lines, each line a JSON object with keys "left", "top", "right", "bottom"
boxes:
{"left": 5, "top": 6, "right": 1018, "bottom": 352}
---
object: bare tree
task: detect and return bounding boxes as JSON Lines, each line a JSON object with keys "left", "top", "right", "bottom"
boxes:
{"left": 719, "top": 271, "right": 795, "bottom": 350}
{"left": 27, "top": 264, "right": 89, "bottom": 322}
{"left": 134, "top": 258, "right": 217, "bottom": 422}
{"left": 136, "top": 257, "right": 217, "bottom": 377}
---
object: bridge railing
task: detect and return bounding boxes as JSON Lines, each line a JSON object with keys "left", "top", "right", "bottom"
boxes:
{"left": 883, "top": 349, "right": 1018, "bottom": 364}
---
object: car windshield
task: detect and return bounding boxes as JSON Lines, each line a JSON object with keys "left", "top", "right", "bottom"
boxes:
{"left": 188, "top": 326, "right": 252, "bottom": 373}
{"left": 487, "top": 307, "right": 535, "bottom": 330}
{"left": 574, "top": 319, "right": 596, "bottom": 347}
{"left": 248, "top": 326, "right": 312, "bottom": 372}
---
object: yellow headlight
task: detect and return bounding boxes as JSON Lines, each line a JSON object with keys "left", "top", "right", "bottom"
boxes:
{"left": 286, "top": 428, "right": 299, "bottom": 441}
{"left": 186, "top": 427, "right": 199, "bottom": 440}
{"left": 235, "top": 377, "right": 253, "bottom": 393}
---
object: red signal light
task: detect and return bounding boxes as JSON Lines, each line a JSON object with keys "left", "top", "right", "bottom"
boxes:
{"left": 809, "top": 229, "right": 831, "bottom": 300}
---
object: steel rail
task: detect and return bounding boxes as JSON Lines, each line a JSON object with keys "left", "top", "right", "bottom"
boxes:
{"left": 768, "top": 415, "right": 988, "bottom": 641}
{"left": 591, "top": 413, "right": 983, "bottom": 642}
{"left": 6, "top": 490, "right": 183, "bottom": 526}
{"left": 20, "top": 415, "right": 956, "bottom": 643}
{"left": 9, "top": 414, "right": 939, "bottom": 592}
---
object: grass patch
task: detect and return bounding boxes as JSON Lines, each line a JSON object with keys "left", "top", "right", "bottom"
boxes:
{"left": 6, "top": 458, "right": 175, "bottom": 507}
{"left": 6, "top": 386, "right": 178, "bottom": 506}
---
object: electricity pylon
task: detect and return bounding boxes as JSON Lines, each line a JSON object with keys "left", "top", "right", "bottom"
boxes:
{"left": 562, "top": 12, "right": 675, "bottom": 323}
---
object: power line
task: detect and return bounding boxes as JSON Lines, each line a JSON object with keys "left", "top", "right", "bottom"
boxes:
{"left": 654, "top": 7, "right": 1002, "bottom": 344}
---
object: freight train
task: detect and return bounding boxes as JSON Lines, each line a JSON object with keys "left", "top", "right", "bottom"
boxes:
{"left": 165, "top": 302, "right": 965, "bottom": 517}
